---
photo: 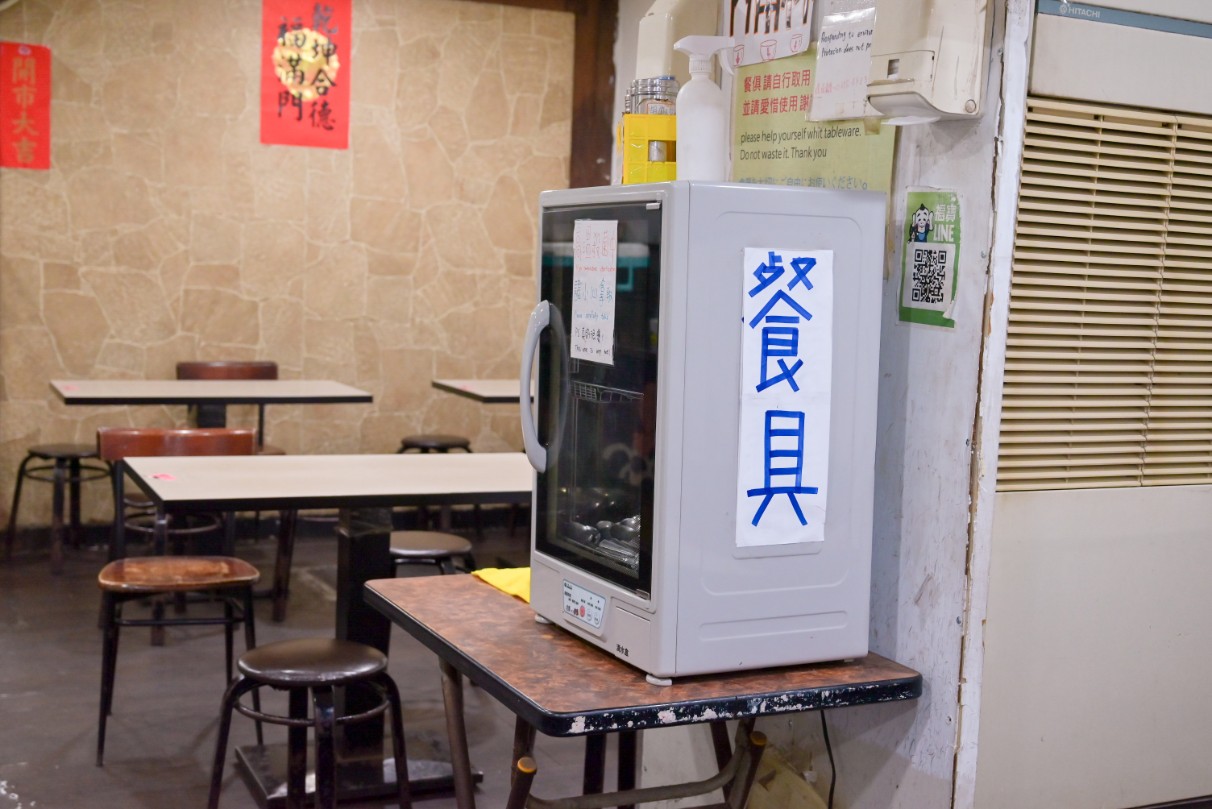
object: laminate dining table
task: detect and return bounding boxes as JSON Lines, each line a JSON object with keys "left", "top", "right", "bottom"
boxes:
{"left": 121, "top": 450, "right": 534, "bottom": 808}
{"left": 51, "top": 379, "right": 373, "bottom": 447}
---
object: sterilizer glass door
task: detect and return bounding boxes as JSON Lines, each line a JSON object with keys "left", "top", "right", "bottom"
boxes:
{"left": 535, "top": 201, "right": 662, "bottom": 596}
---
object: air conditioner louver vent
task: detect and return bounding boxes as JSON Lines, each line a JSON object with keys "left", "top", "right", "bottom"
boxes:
{"left": 999, "top": 99, "right": 1212, "bottom": 491}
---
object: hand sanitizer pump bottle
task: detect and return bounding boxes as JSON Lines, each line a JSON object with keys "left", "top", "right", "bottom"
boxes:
{"left": 673, "top": 36, "right": 733, "bottom": 182}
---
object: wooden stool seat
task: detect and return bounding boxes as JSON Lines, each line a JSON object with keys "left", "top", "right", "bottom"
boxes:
{"left": 209, "top": 638, "right": 411, "bottom": 809}
{"left": 5, "top": 442, "right": 110, "bottom": 572}
{"left": 99, "top": 556, "right": 260, "bottom": 594}
{"left": 390, "top": 531, "right": 474, "bottom": 574}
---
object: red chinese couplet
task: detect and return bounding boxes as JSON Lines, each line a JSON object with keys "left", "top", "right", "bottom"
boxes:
{"left": 0, "top": 42, "right": 52, "bottom": 170}
{"left": 260, "top": 0, "right": 351, "bottom": 149}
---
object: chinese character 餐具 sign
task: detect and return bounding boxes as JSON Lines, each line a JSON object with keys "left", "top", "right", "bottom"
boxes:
{"left": 570, "top": 219, "right": 618, "bottom": 365}
{"left": 736, "top": 247, "right": 834, "bottom": 547}
{"left": 899, "top": 188, "right": 961, "bottom": 328}
{"left": 260, "top": 0, "right": 350, "bottom": 149}
{"left": 0, "top": 42, "right": 52, "bottom": 170}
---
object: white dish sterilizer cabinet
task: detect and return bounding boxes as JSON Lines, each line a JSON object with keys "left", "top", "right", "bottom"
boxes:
{"left": 519, "top": 181, "right": 885, "bottom": 681}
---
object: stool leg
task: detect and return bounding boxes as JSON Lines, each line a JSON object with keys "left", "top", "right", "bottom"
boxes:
{"left": 209, "top": 677, "right": 259, "bottom": 809}
{"left": 97, "top": 593, "right": 120, "bottom": 766}
{"left": 68, "top": 457, "right": 84, "bottom": 548}
{"left": 5, "top": 453, "right": 33, "bottom": 561}
{"left": 151, "top": 596, "right": 167, "bottom": 647}
{"left": 50, "top": 459, "right": 67, "bottom": 574}
{"left": 224, "top": 599, "right": 235, "bottom": 683}
{"left": 241, "top": 587, "right": 263, "bottom": 746}
{"left": 286, "top": 687, "right": 309, "bottom": 809}
{"left": 312, "top": 686, "right": 337, "bottom": 809}
{"left": 377, "top": 674, "right": 412, "bottom": 809}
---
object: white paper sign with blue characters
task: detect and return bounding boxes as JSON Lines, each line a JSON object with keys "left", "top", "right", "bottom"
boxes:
{"left": 571, "top": 219, "right": 618, "bottom": 365}
{"left": 736, "top": 247, "right": 833, "bottom": 547}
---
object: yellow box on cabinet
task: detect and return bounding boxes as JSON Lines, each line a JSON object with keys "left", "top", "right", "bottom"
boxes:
{"left": 618, "top": 113, "right": 677, "bottom": 184}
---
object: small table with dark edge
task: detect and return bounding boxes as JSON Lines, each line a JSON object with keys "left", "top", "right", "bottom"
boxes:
{"left": 431, "top": 378, "right": 532, "bottom": 404}
{"left": 364, "top": 574, "right": 924, "bottom": 809}
{"left": 121, "top": 451, "right": 533, "bottom": 809}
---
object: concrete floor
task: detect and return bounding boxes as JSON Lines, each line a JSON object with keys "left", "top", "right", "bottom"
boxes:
{"left": 0, "top": 514, "right": 601, "bottom": 808}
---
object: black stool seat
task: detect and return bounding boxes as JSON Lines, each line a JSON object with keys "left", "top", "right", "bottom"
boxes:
{"left": 27, "top": 443, "right": 101, "bottom": 461}
{"left": 390, "top": 530, "right": 475, "bottom": 574}
{"left": 209, "top": 638, "right": 411, "bottom": 809}
{"left": 398, "top": 434, "right": 471, "bottom": 453}
{"left": 6, "top": 442, "right": 109, "bottom": 572}
{"left": 238, "top": 638, "right": 387, "bottom": 687}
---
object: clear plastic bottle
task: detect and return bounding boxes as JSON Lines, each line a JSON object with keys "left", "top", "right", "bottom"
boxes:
{"left": 673, "top": 36, "right": 732, "bottom": 182}
{"left": 628, "top": 75, "right": 678, "bottom": 162}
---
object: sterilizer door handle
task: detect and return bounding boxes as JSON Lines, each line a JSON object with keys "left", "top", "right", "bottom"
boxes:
{"left": 520, "top": 300, "right": 550, "bottom": 471}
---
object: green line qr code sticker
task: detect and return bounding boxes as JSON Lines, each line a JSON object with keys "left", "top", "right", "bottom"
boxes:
{"left": 899, "top": 188, "right": 960, "bottom": 328}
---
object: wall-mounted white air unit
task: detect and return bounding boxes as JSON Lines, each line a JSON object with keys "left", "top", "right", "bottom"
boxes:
{"left": 866, "top": 0, "right": 991, "bottom": 124}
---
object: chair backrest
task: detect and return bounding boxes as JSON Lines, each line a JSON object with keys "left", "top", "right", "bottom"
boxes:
{"left": 175, "top": 361, "right": 279, "bottom": 381}
{"left": 97, "top": 427, "right": 257, "bottom": 462}
{"left": 97, "top": 428, "right": 257, "bottom": 559}
{"left": 175, "top": 362, "right": 278, "bottom": 431}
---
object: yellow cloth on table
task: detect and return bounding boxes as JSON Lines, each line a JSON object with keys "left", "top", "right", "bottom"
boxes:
{"left": 471, "top": 567, "right": 531, "bottom": 603}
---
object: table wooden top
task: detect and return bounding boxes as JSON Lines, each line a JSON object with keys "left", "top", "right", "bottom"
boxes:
{"left": 123, "top": 451, "right": 533, "bottom": 512}
{"left": 431, "top": 378, "right": 530, "bottom": 404}
{"left": 51, "top": 379, "right": 373, "bottom": 405}
{"left": 365, "top": 575, "right": 923, "bottom": 737}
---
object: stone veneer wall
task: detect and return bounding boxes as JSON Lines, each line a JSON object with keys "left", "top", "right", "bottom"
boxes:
{"left": 0, "top": 0, "right": 571, "bottom": 531}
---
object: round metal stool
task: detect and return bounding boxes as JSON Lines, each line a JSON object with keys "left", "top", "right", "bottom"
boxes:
{"left": 5, "top": 443, "right": 109, "bottom": 572}
{"left": 396, "top": 434, "right": 471, "bottom": 454}
{"left": 396, "top": 435, "right": 475, "bottom": 532}
{"left": 390, "top": 530, "right": 475, "bottom": 575}
{"left": 208, "top": 638, "right": 411, "bottom": 809}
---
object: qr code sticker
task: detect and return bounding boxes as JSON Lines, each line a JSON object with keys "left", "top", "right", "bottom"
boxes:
{"left": 910, "top": 247, "right": 948, "bottom": 304}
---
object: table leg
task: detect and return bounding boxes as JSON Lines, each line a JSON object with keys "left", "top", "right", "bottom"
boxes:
{"left": 335, "top": 508, "right": 393, "bottom": 751}
{"left": 617, "top": 730, "right": 638, "bottom": 809}
{"left": 583, "top": 734, "right": 607, "bottom": 795}
{"left": 710, "top": 720, "right": 733, "bottom": 800}
{"left": 512, "top": 717, "right": 537, "bottom": 781}
{"left": 441, "top": 659, "right": 477, "bottom": 809}
{"left": 270, "top": 509, "right": 297, "bottom": 622}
